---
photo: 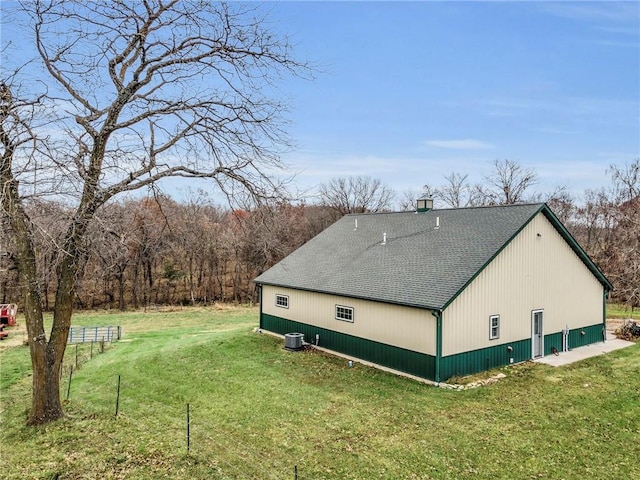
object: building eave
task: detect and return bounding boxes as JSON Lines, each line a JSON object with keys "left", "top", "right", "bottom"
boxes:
{"left": 255, "top": 281, "right": 442, "bottom": 312}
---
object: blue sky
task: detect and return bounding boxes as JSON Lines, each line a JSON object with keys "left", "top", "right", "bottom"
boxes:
{"left": 265, "top": 1, "right": 639, "bottom": 202}
{"left": 2, "top": 1, "right": 638, "bottom": 205}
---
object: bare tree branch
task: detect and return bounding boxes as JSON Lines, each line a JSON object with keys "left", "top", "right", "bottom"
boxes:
{"left": 479, "top": 159, "right": 538, "bottom": 205}
{"left": 319, "top": 176, "right": 395, "bottom": 216}
{"left": 4, "top": 0, "right": 310, "bottom": 425}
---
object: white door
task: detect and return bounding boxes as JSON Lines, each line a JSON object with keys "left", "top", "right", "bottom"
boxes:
{"left": 532, "top": 310, "right": 544, "bottom": 358}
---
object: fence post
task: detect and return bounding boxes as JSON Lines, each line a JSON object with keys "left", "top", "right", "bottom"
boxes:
{"left": 115, "top": 374, "right": 121, "bottom": 417}
{"left": 187, "top": 403, "right": 191, "bottom": 454}
{"left": 66, "top": 365, "right": 73, "bottom": 400}
{"left": 75, "top": 344, "right": 79, "bottom": 369}
{"left": 90, "top": 341, "right": 94, "bottom": 359}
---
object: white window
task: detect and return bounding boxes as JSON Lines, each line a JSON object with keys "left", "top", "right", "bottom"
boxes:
{"left": 335, "top": 305, "right": 354, "bottom": 322}
{"left": 489, "top": 315, "right": 500, "bottom": 340}
{"left": 275, "top": 294, "right": 289, "bottom": 309}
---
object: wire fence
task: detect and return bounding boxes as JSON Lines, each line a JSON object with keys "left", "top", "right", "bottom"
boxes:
{"left": 60, "top": 340, "right": 114, "bottom": 400}
{"left": 58, "top": 332, "right": 308, "bottom": 478}
{"left": 59, "top": 362, "right": 308, "bottom": 479}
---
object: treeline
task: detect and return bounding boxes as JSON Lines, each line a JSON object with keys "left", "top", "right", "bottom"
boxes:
{"left": 0, "top": 159, "right": 638, "bottom": 311}
{"left": 0, "top": 194, "right": 338, "bottom": 310}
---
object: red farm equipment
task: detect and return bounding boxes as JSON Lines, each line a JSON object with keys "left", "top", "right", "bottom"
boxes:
{"left": 0, "top": 303, "right": 17, "bottom": 340}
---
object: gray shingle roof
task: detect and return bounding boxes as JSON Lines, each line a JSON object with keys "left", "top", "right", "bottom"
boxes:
{"left": 254, "top": 203, "right": 610, "bottom": 310}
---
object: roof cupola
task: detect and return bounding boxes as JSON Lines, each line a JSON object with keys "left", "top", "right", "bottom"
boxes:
{"left": 416, "top": 196, "right": 433, "bottom": 213}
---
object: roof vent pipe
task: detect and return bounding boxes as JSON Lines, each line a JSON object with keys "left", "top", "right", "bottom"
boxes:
{"left": 435, "top": 216, "right": 440, "bottom": 229}
{"left": 382, "top": 232, "right": 387, "bottom": 245}
{"left": 354, "top": 218, "right": 358, "bottom": 230}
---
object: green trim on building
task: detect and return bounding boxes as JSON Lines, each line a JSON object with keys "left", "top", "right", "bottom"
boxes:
{"left": 260, "top": 315, "right": 607, "bottom": 383}
{"left": 432, "top": 310, "right": 443, "bottom": 383}
{"left": 544, "top": 324, "right": 606, "bottom": 354}
{"left": 603, "top": 291, "right": 608, "bottom": 332}
{"left": 261, "top": 313, "right": 436, "bottom": 380}
{"left": 416, "top": 324, "right": 607, "bottom": 381}
{"left": 442, "top": 205, "right": 545, "bottom": 311}
{"left": 439, "top": 338, "right": 532, "bottom": 380}
{"left": 442, "top": 204, "right": 612, "bottom": 311}
{"left": 541, "top": 207, "right": 613, "bottom": 292}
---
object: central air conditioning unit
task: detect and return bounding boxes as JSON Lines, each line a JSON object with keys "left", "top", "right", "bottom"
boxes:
{"left": 284, "top": 333, "right": 304, "bottom": 351}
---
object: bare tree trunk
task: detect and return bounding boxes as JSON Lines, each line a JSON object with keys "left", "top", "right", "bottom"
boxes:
{"left": 0, "top": 144, "right": 63, "bottom": 423}
{"left": 4, "top": 0, "right": 307, "bottom": 424}
{"left": 116, "top": 272, "right": 125, "bottom": 311}
{"left": 188, "top": 256, "right": 195, "bottom": 306}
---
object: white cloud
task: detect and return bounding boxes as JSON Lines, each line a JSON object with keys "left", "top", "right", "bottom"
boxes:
{"left": 424, "top": 139, "right": 494, "bottom": 150}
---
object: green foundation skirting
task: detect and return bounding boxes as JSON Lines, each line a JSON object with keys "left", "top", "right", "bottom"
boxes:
{"left": 261, "top": 313, "right": 435, "bottom": 379}
{"left": 440, "top": 323, "right": 605, "bottom": 380}
{"left": 261, "top": 314, "right": 606, "bottom": 382}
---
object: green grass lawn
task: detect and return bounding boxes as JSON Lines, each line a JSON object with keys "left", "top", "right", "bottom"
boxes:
{"left": 607, "top": 302, "right": 640, "bottom": 319}
{"left": 1, "top": 305, "right": 639, "bottom": 479}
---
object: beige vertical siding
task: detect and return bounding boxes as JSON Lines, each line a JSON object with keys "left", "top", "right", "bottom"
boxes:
{"left": 261, "top": 285, "right": 436, "bottom": 355}
{"left": 443, "top": 212, "right": 604, "bottom": 356}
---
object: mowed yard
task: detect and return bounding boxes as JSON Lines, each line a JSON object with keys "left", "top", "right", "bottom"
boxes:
{"left": 1, "top": 306, "right": 638, "bottom": 479}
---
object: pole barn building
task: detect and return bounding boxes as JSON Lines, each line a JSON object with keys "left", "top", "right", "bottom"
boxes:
{"left": 254, "top": 202, "right": 613, "bottom": 382}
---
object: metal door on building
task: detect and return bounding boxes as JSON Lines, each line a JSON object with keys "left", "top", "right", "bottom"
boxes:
{"left": 532, "top": 310, "right": 544, "bottom": 358}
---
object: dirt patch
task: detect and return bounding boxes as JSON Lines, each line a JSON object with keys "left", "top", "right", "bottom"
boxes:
{"left": 0, "top": 321, "right": 27, "bottom": 349}
{"left": 607, "top": 318, "right": 625, "bottom": 332}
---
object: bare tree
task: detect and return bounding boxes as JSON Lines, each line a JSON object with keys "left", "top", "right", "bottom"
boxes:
{"left": 479, "top": 159, "right": 538, "bottom": 205}
{"left": 606, "top": 159, "right": 640, "bottom": 309}
{"left": 319, "top": 176, "right": 394, "bottom": 217}
{"left": 435, "top": 172, "right": 480, "bottom": 208}
{"left": 607, "top": 197, "right": 640, "bottom": 310}
{"left": 608, "top": 159, "right": 639, "bottom": 203}
{"left": 2, "top": 0, "right": 308, "bottom": 425}
{"left": 544, "top": 187, "right": 574, "bottom": 224}
{"left": 0, "top": 78, "right": 60, "bottom": 425}
{"left": 574, "top": 188, "right": 616, "bottom": 255}
{"left": 173, "top": 193, "right": 214, "bottom": 306}
{"left": 28, "top": 199, "right": 72, "bottom": 311}
{"left": 85, "top": 201, "right": 139, "bottom": 310}
{"left": 569, "top": 160, "right": 639, "bottom": 309}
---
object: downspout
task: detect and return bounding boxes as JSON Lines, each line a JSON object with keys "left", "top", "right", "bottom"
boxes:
{"left": 602, "top": 289, "right": 609, "bottom": 342}
{"left": 258, "top": 284, "right": 264, "bottom": 329}
{"left": 432, "top": 310, "right": 443, "bottom": 384}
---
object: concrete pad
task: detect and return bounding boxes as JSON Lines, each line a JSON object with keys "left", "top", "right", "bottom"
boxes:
{"left": 535, "top": 333, "right": 636, "bottom": 367}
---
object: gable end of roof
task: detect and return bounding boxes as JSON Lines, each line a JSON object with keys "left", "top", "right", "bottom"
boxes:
{"left": 441, "top": 203, "right": 613, "bottom": 311}
{"left": 441, "top": 204, "right": 546, "bottom": 310}
{"left": 540, "top": 204, "right": 613, "bottom": 292}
